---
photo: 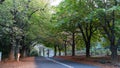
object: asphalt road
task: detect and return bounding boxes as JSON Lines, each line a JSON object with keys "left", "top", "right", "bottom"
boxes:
{"left": 35, "top": 57, "right": 100, "bottom": 68}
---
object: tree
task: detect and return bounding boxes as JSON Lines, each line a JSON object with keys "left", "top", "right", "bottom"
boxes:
{"left": 94, "top": 0, "right": 120, "bottom": 61}
{"left": 0, "top": 0, "right": 52, "bottom": 60}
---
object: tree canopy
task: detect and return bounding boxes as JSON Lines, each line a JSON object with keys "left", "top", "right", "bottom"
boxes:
{"left": 0, "top": 0, "right": 120, "bottom": 62}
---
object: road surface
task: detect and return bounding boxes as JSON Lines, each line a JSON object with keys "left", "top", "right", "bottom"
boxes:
{"left": 35, "top": 57, "right": 100, "bottom": 68}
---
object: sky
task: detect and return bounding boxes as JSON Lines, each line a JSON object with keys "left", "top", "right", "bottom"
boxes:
{"left": 50, "top": 0, "right": 62, "bottom": 6}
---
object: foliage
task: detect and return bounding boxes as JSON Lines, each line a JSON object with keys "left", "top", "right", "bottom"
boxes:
{"left": 0, "top": 0, "right": 120, "bottom": 61}
{"left": 0, "top": 0, "right": 52, "bottom": 59}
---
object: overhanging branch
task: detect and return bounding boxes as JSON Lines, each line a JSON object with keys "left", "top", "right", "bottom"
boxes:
{"left": 28, "top": 9, "right": 39, "bottom": 20}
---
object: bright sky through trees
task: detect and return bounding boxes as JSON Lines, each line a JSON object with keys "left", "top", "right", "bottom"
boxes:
{"left": 50, "top": 0, "right": 62, "bottom": 6}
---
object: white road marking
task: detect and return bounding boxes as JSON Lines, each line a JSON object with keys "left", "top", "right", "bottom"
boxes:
{"left": 46, "top": 58, "right": 74, "bottom": 68}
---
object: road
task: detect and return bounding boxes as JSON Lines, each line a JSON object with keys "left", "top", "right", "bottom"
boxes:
{"left": 35, "top": 57, "right": 100, "bottom": 68}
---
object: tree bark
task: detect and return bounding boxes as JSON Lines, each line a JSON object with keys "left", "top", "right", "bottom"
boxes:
{"left": 20, "top": 36, "right": 26, "bottom": 58}
{"left": 78, "top": 23, "right": 91, "bottom": 58}
{"left": 72, "top": 32, "right": 75, "bottom": 56}
{"left": 9, "top": 36, "right": 16, "bottom": 61}
{"left": 86, "top": 41, "right": 90, "bottom": 57}
{"left": 110, "top": 0, "right": 118, "bottom": 61}
{"left": 58, "top": 45, "right": 61, "bottom": 56}
{"left": 54, "top": 45, "right": 57, "bottom": 56}
{"left": 23, "top": 49, "right": 27, "bottom": 57}
{"left": 9, "top": 45, "right": 15, "bottom": 61}
{"left": 39, "top": 48, "right": 41, "bottom": 56}
{"left": 110, "top": 43, "right": 117, "bottom": 61}
{"left": 110, "top": 36, "right": 118, "bottom": 61}
{"left": 43, "top": 48, "right": 45, "bottom": 57}
{"left": 26, "top": 48, "right": 30, "bottom": 56}
{"left": 64, "top": 41, "right": 67, "bottom": 56}
{"left": 47, "top": 49, "right": 49, "bottom": 57}
{"left": 15, "top": 39, "right": 20, "bottom": 61}
{"left": 20, "top": 46, "right": 26, "bottom": 58}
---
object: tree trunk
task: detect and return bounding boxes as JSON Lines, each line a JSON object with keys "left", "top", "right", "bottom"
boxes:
{"left": 26, "top": 48, "right": 30, "bottom": 56}
{"left": 23, "top": 50, "right": 27, "bottom": 57}
{"left": 20, "top": 47, "right": 26, "bottom": 58}
{"left": 20, "top": 36, "right": 26, "bottom": 58}
{"left": 110, "top": 46, "right": 117, "bottom": 61}
{"left": 58, "top": 45, "right": 61, "bottom": 56}
{"left": 9, "top": 45, "right": 15, "bottom": 61}
{"left": 43, "top": 48, "right": 45, "bottom": 57}
{"left": 64, "top": 41, "right": 67, "bottom": 56}
{"left": 15, "top": 47, "right": 20, "bottom": 61}
{"left": 72, "top": 32, "right": 75, "bottom": 56}
{"left": 39, "top": 48, "right": 41, "bottom": 56}
{"left": 9, "top": 37, "right": 16, "bottom": 61}
{"left": 86, "top": 41, "right": 90, "bottom": 57}
{"left": 110, "top": 38, "right": 118, "bottom": 61}
{"left": 58, "top": 50, "right": 61, "bottom": 56}
{"left": 54, "top": 45, "right": 57, "bottom": 56}
{"left": 110, "top": 1, "right": 118, "bottom": 61}
{"left": 47, "top": 49, "right": 49, "bottom": 57}
{"left": 78, "top": 23, "right": 93, "bottom": 58}
{"left": 15, "top": 39, "right": 20, "bottom": 61}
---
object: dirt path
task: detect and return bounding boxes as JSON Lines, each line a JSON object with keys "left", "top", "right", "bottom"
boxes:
{"left": 0, "top": 57, "right": 36, "bottom": 68}
{"left": 55, "top": 56, "right": 119, "bottom": 68}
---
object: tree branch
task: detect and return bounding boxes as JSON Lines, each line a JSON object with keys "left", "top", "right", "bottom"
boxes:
{"left": 0, "top": 23, "right": 11, "bottom": 28}
{"left": 78, "top": 23, "right": 87, "bottom": 43}
{"left": 28, "top": 9, "right": 39, "bottom": 20}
